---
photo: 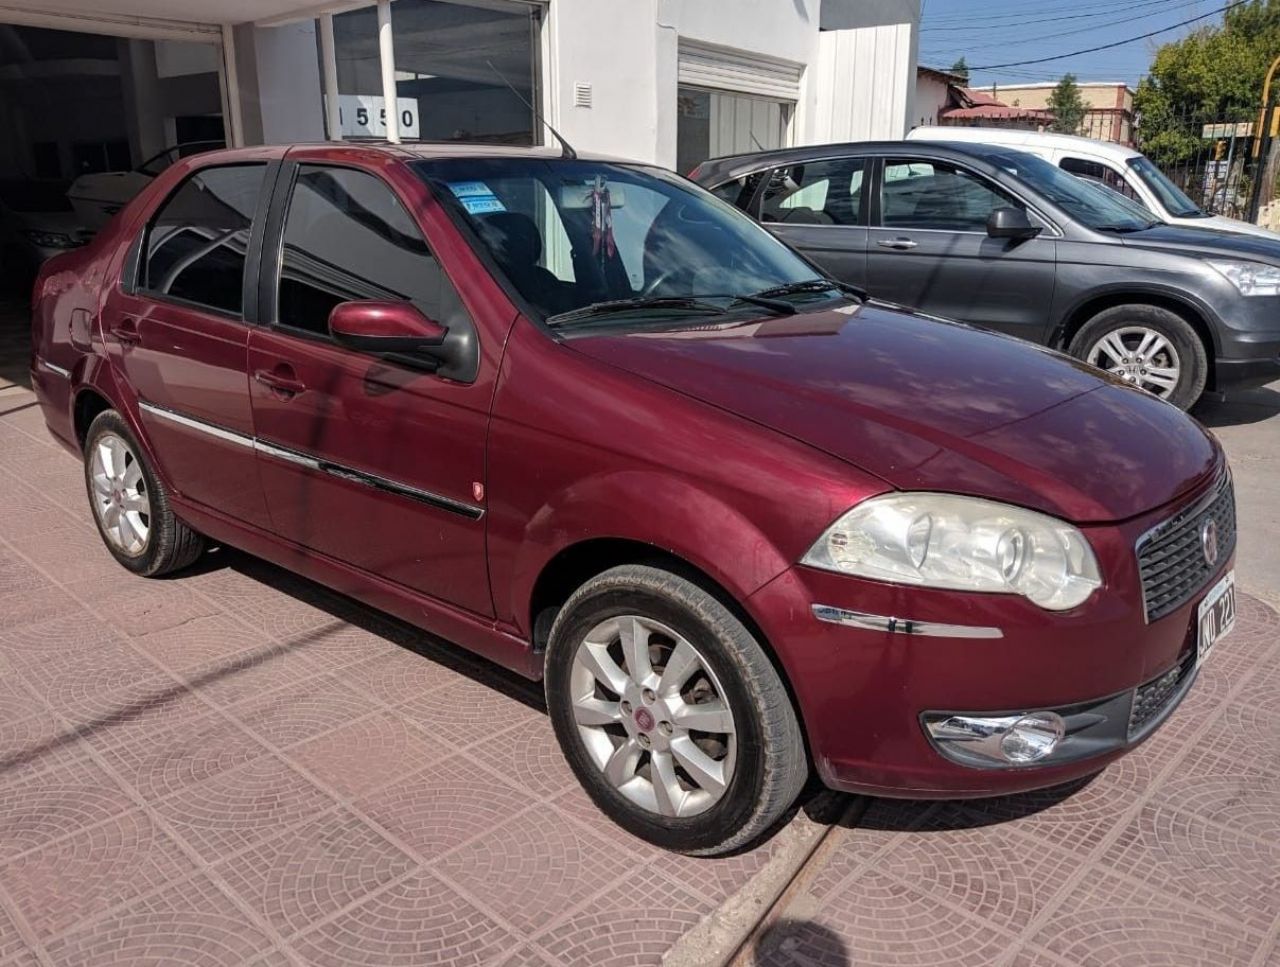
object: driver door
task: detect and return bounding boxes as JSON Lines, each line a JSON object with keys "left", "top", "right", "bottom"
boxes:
{"left": 247, "top": 160, "right": 494, "bottom": 616}
{"left": 868, "top": 157, "right": 1057, "bottom": 340}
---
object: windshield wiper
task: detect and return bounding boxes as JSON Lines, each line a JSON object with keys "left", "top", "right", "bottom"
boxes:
{"left": 1095, "top": 223, "right": 1156, "bottom": 234}
{"left": 546, "top": 297, "right": 728, "bottom": 328}
{"left": 753, "top": 278, "right": 869, "bottom": 302}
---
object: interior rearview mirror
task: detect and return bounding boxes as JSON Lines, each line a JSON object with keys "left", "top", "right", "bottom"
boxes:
{"left": 987, "top": 206, "right": 1042, "bottom": 240}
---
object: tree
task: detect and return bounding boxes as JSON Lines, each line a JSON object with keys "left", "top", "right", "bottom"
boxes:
{"left": 1135, "top": 0, "right": 1280, "bottom": 164}
{"left": 1047, "top": 74, "right": 1087, "bottom": 134}
{"left": 950, "top": 57, "right": 970, "bottom": 83}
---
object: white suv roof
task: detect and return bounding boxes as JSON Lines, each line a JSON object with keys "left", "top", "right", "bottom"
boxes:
{"left": 907, "top": 126, "right": 1141, "bottom": 162}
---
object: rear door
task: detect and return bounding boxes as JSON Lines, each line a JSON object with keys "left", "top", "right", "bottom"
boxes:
{"left": 867, "top": 156, "right": 1057, "bottom": 341}
{"left": 246, "top": 160, "right": 494, "bottom": 616}
{"left": 102, "top": 161, "right": 273, "bottom": 528}
{"left": 753, "top": 156, "right": 870, "bottom": 288}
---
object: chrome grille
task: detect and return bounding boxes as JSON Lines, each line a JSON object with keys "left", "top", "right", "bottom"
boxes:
{"left": 1137, "top": 473, "right": 1236, "bottom": 623}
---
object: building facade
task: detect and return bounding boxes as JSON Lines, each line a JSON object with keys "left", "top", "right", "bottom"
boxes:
{"left": 0, "top": 0, "right": 920, "bottom": 194}
{"left": 974, "top": 81, "right": 1135, "bottom": 145}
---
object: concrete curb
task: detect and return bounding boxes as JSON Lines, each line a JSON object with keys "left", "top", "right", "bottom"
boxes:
{"left": 662, "top": 793, "right": 865, "bottom": 967}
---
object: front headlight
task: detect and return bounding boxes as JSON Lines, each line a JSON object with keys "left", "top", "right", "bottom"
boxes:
{"left": 1208, "top": 259, "right": 1280, "bottom": 297}
{"left": 802, "top": 493, "right": 1101, "bottom": 611}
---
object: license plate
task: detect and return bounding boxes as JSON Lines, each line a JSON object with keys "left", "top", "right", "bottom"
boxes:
{"left": 1197, "top": 570, "right": 1236, "bottom": 667}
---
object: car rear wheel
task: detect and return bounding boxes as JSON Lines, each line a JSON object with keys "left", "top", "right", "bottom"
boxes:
{"left": 545, "top": 564, "right": 807, "bottom": 855}
{"left": 1069, "top": 305, "right": 1207, "bottom": 410}
{"left": 84, "top": 410, "right": 205, "bottom": 576}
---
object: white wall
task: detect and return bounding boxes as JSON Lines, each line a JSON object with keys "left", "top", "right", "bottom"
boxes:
{"left": 913, "top": 72, "right": 949, "bottom": 129}
{"left": 807, "top": 22, "right": 914, "bottom": 144}
{"left": 251, "top": 21, "right": 325, "bottom": 144}
{"left": 543, "top": 0, "right": 665, "bottom": 163}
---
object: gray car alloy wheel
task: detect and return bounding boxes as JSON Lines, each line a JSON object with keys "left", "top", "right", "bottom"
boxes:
{"left": 88, "top": 431, "right": 151, "bottom": 556}
{"left": 569, "top": 614, "right": 737, "bottom": 818}
{"left": 1085, "top": 325, "right": 1182, "bottom": 399}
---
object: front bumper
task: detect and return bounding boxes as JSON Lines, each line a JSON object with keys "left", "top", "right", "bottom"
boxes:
{"left": 747, "top": 489, "right": 1231, "bottom": 799}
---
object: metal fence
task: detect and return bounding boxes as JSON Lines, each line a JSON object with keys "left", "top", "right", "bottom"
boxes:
{"left": 1128, "top": 105, "right": 1280, "bottom": 222}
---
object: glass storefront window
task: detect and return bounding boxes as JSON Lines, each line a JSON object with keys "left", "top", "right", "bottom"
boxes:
{"left": 327, "top": 0, "right": 540, "bottom": 144}
{"left": 392, "top": 0, "right": 539, "bottom": 145}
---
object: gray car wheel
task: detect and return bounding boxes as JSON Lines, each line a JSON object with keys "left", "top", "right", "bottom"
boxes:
{"left": 1069, "top": 304, "right": 1207, "bottom": 410}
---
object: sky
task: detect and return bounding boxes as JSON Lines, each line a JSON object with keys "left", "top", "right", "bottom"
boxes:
{"left": 918, "top": 0, "right": 1230, "bottom": 91}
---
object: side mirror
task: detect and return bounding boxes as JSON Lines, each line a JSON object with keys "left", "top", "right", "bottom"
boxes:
{"left": 328, "top": 300, "right": 448, "bottom": 354}
{"left": 986, "top": 206, "right": 1042, "bottom": 240}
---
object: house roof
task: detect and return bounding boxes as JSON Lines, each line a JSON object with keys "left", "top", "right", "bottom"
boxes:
{"left": 916, "top": 65, "right": 968, "bottom": 86}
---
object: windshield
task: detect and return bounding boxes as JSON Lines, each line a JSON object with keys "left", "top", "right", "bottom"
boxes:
{"left": 1126, "top": 155, "right": 1205, "bottom": 218}
{"left": 985, "top": 150, "right": 1157, "bottom": 232}
{"left": 414, "top": 158, "right": 839, "bottom": 326}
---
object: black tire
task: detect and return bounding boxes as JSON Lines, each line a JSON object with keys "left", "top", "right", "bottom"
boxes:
{"left": 545, "top": 564, "right": 807, "bottom": 855}
{"left": 1068, "top": 304, "right": 1208, "bottom": 410}
{"left": 83, "top": 410, "right": 205, "bottom": 576}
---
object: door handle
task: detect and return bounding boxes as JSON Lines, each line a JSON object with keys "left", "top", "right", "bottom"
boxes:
{"left": 253, "top": 368, "right": 306, "bottom": 397}
{"left": 109, "top": 318, "right": 142, "bottom": 345}
{"left": 877, "top": 238, "right": 919, "bottom": 250}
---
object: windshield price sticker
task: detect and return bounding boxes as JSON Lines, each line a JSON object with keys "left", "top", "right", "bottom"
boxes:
{"left": 448, "top": 182, "right": 507, "bottom": 215}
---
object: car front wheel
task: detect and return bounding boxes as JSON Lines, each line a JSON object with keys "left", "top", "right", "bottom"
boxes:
{"left": 1069, "top": 304, "right": 1207, "bottom": 410}
{"left": 545, "top": 564, "right": 807, "bottom": 855}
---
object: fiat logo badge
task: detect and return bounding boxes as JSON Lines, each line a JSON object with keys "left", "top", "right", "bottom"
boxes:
{"left": 633, "top": 708, "right": 656, "bottom": 732}
{"left": 1201, "top": 518, "right": 1219, "bottom": 566}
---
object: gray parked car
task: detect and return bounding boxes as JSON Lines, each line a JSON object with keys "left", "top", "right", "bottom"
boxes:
{"left": 691, "top": 141, "right": 1280, "bottom": 409}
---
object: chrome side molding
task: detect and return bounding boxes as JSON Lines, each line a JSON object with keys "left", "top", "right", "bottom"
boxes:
{"left": 811, "top": 604, "right": 1003, "bottom": 639}
{"left": 138, "top": 400, "right": 483, "bottom": 520}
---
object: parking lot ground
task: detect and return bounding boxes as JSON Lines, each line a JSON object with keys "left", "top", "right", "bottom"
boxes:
{"left": 1, "top": 303, "right": 1278, "bottom": 966}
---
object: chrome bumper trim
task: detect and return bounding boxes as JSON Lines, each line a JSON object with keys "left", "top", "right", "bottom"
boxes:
{"left": 37, "top": 358, "right": 71, "bottom": 379}
{"left": 812, "top": 604, "right": 1003, "bottom": 639}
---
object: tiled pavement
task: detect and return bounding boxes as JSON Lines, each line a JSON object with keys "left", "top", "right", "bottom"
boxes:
{"left": 2, "top": 304, "right": 1279, "bottom": 966}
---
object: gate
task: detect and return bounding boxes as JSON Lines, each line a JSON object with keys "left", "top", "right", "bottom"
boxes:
{"left": 1130, "top": 105, "right": 1275, "bottom": 223}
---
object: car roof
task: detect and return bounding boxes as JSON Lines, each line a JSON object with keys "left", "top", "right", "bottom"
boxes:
{"left": 180, "top": 141, "right": 639, "bottom": 169}
{"left": 689, "top": 139, "right": 1019, "bottom": 186}
{"left": 907, "top": 126, "right": 1141, "bottom": 161}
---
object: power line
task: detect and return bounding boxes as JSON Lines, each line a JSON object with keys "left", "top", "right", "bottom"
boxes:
{"left": 921, "top": 0, "right": 1190, "bottom": 33}
{"left": 965, "top": 0, "right": 1244, "bottom": 70}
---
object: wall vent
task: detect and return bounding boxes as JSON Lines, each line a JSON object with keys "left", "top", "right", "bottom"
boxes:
{"left": 573, "top": 82, "right": 593, "bottom": 108}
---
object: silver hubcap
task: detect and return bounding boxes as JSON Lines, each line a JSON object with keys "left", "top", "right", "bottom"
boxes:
{"left": 569, "top": 615, "right": 737, "bottom": 818}
{"left": 89, "top": 432, "right": 150, "bottom": 556}
{"left": 1087, "top": 326, "right": 1181, "bottom": 398}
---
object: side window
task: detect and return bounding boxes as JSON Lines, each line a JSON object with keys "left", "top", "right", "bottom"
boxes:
{"left": 881, "top": 159, "right": 1016, "bottom": 231}
{"left": 708, "top": 173, "right": 761, "bottom": 212}
{"left": 760, "top": 159, "right": 865, "bottom": 226}
{"left": 141, "top": 164, "right": 266, "bottom": 316}
{"left": 276, "top": 165, "right": 464, "bottom": 338}
{"left": 1061, "top": 156, "right": 1142, "bottom": 201}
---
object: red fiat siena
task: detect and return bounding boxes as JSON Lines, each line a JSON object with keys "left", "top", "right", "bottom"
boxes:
{"left": 29, "top": 144, "right": 1236, "bottom": 855}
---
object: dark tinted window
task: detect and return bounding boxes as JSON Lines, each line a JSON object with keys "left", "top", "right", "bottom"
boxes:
{"left": 761, "top": 158, "right": 865, "bottom": 226}
{"left": 708, "top": 174, "right": 760, "bottom": 211}
{"left": 881, "top": 159, "right": 1014, "bottom": 231}
{"left": 1059, "top": 156, "right": 1140, "bottom": 200}
{"left": 277, "top": 165, "right": 464, "bottom": 337}
{"left": 142, "top": 164, "right": 265, "bottom": 316}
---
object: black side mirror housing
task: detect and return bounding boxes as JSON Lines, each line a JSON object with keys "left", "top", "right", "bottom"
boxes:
{"left": 987, "top": 206, "right": 1043, "bottom": 240}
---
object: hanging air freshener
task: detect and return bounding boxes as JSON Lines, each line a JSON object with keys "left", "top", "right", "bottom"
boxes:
{"left": 589, "top": 174, "right": 616, "bottom": 264}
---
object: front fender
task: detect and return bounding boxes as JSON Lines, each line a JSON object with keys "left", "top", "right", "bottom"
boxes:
{"left": 504, "top": 469, "right": 794, "bottom": 636}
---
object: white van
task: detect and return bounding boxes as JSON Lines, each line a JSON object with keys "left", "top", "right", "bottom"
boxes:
{"left": 907, "top": 126, "right": 1280, "bottom": 240}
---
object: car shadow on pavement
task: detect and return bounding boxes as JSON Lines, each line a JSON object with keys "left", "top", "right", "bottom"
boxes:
{"left": 1193, "top": 385, "right": 1280, "bottom": 427}
{"left": 749, "top": 918, "right": 851, "bottom": 967}
{"left": 202, "top": 544, "right": 549, "bottom": 713}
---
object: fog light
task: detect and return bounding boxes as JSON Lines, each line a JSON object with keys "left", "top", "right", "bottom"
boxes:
{"left": 999, "top": 712, "right": 1065, "bottom": 763}
{"left": 924, "top": 709, "right": 1068, "bottom": 767}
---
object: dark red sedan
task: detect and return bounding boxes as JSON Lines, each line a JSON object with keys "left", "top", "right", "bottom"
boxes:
{"left": 29, "top": 143, "right": 1236, "bottom": 855}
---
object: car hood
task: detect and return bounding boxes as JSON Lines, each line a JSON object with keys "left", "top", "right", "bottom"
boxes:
{"left": 1119, "top": 222, "right": 1280, "bottom": 262}
{"left": 1190, "top": 213, "right": 1280, "bottom": 241}
{"left": 568, "top": 303, "right": 1220, "bottom": 523}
